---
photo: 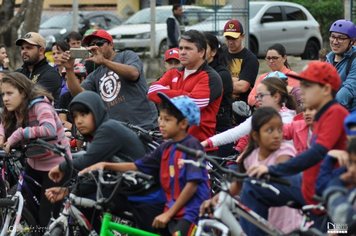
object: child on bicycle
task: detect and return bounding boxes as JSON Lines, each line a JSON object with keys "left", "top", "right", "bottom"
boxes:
{"left": 242, "top": 61, "right": 349, "bottom": 235}
{"left": 46, "top": 90, "right": 162, "bottom": 232}
{"left": 80, "top": 92, "right": 210, "bottom": 236}
{"left": 202, "top": 107, "right": 302, "bottom": 233}
{"left": 323, "top": 137, "right": 356, "bottom": 232}
{"left": 0, "top": 72, "right": 71, "bottom": 229}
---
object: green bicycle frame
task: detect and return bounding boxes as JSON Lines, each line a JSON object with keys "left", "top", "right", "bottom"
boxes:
{"left": 100, "top": 213, "right": 160, "bottom": 236}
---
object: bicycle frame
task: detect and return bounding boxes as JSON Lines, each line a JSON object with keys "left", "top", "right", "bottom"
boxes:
{"left": 100, "top": 213, "right": 159, "bottom": 236}
{"left": 0, "top": 169, "right": 42, "bottom": 236}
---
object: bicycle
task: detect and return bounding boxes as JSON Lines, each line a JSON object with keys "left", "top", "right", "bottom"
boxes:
{"left": 0, "top": 138, "right": 72, "bottom": 236}
{"left": 176, "top": 143, "right": 324, "bottom": 236}
{"left": 45, "top": 169, "right": 160, "bottom": 236}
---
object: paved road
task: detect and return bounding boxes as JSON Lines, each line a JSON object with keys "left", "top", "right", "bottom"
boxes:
{"left": 143, "top": 56, "right": 310, "bottom": 83}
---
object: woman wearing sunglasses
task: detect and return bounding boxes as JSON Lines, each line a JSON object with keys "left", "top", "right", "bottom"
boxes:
{"left": 248, "top": 44, "right": 299, "bottom": 108}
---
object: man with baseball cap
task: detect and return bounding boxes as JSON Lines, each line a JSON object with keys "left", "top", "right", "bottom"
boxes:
{"left": 61, "top": 29, "right": 158, "bottom": 130}
{"left": 223, "top": 19, "right": 259, "bottom": 125}
{"left": 239, "top": 61, "right": 349, "bottom": 235}
{"left": 16, "top": 32, "right": 62, "bottom": 107}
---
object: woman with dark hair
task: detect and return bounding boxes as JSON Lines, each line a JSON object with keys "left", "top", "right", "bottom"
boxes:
{"left": 204, "top": 32, "right": 233, "bottom": 156}
{"left": 52, "top": 41, "right": 71, "bottom": 96}
{"left": 248, "top": 43, "right": 299, "bottom": 108}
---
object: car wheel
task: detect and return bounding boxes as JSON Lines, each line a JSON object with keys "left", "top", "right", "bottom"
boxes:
{"left": 301, "top": 39, "right": 320, "bottom": 60}
{"left": 158, "top": 39, "right": 168, "bottom": 58}
{"left": 249, "top": 37, "right": 258, "bottom": 56}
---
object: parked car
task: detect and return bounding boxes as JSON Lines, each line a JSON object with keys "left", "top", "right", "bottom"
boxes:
{"left": 186, "top": 1, "right": 323, "bottom": 59}
{"left": 108, "top": 5, "right": 213, "bottom": 57}
{"left": 39, "top": 11, "right": 123, "bottom": 50}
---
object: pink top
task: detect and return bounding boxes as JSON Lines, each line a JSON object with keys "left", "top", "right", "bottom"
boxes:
{"left": 0, "top": 97, "right": 71, "bottom": 171}
{"left": 248, "top": 67, "right": 299, "bottom": 107}
{"left": 243, "top": 142, "right": 302, "bottom": 233}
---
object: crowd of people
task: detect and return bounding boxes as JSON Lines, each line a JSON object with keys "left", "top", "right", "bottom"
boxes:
{"left": 0, "top": 4, "right": 355, "bottom": 235}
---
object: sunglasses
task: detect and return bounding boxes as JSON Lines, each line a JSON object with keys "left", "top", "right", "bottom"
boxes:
{"left": 265, "top": 56, "right": 281, "bottom": 61}
{"left": 88, "top": 40, "right": 108, "bottom": 47}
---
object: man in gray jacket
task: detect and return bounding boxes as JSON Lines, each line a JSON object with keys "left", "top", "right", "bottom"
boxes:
{"left": 167, "top": 4, "right": 183, "bottom": 49}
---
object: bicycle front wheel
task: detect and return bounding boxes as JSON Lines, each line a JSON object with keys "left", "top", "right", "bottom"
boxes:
{"left": 0, "top": 202, "right": 40, "bottom": 236}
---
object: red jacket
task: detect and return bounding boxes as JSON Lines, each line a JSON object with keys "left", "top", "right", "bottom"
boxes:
{"left": 283, "top": 120, "right": 310, "bottom": 155}
{"left": 148, "top": 62, "right": 222, "bottom": 142}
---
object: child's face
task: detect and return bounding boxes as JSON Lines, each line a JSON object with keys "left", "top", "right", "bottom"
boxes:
{"left": 254, "top": 116, "right": 283, "bottom": 153}
{"left": 164, "top": 59, "right": 181, "bottom": 71}
{"left": 1, "top": 82, "right": 25, "bottom": 112}
{"left": 158, "top": 110, "right": 185, "bottom": 140}
{"left": 303, "top": 108, "right": 317, "bottom": 126}
{"left": 300, "top": 81, "right": 325, "bottom": 110}
{"left": 73, "top": 111, "right": 95, "bottom": 135}
{"left": 256, "top": 83, "right": 278, "bottom": 109}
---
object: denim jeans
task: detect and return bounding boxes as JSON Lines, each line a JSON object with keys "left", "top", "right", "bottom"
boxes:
{"left": 239, "top": 174, "right": 326, "bottom": 235}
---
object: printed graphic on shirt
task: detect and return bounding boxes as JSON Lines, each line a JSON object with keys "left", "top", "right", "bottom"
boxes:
{"left": 229, "top": 58, "right": 243, "bottom": 78}
{"left": 99, "top": 71, "right": 125, "bottom": 106}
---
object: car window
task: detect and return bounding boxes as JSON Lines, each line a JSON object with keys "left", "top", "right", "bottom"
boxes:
{"left": 41, "top": 14, "right": 72, "bottom": 28}
{"left": 262, "top": 6, "right": 283, "bottom": 22}
{"left": 284, "top": 6, "right": 307, "bottom": 21}
{"left": 105, "top": 15, "right": 122, "bottom": 28}
{"left": 184, "top": 10, "right": 200, "bottom": 25}
{"left": 124, "top": 8, "right": 171, "bottom": 24}
{"left": 90, "top": 16, "right": 107, "bottom": 29}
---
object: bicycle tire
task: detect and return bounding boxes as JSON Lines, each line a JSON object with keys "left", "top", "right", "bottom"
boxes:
{"left": 0, "top": 198, "right": 16, "bottom": 207}
{"left": 50, "top": 225, "right": 65, "bottom": 236}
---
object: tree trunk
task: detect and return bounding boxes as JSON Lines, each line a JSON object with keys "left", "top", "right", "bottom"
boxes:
{"left": 0, "top": 0, "right": 44, "bottom": 70}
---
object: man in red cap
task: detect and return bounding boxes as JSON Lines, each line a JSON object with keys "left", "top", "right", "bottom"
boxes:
{"left": 61, "top": 29, "right": 158, "bottom": 130}
{"left": 237, "top": 61, "right": 349, "bottom": 235}
{"left": 223, "top": 19, "right": 259, "bottom": 125}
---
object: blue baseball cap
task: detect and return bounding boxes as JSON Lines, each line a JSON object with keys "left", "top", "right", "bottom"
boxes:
{"left": 344, "top": 111, "right": 356, "bottom": 136}
{"left": 158, "top": 92, "right": 200, "bottom": 126}
{"left": 264, "top": 71, "right": 288, "bottom": 80}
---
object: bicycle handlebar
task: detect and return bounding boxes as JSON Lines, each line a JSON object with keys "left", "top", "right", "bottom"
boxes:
{"left": 176, "top": 143, "right": 290, "bottom": 186}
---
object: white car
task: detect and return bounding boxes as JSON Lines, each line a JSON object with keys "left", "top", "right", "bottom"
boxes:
{"left": 186, "top": 1, "right": 323, "bottom": 59}
{"left": 108, "top": 5, "right": 213, "bottom": 57}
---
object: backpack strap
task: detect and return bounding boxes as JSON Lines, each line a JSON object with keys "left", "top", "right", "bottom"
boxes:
{"left": 345, "top": 52, "right": 356, "bottom": 77}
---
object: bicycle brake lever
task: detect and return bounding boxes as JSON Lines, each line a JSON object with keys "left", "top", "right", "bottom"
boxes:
{"left": 250, "top": 179, "right": 280, "bottom": 195}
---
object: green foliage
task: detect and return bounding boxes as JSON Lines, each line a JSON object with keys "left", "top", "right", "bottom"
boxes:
{"left": 280, "top": 0, "right": 344, "bottom": 43}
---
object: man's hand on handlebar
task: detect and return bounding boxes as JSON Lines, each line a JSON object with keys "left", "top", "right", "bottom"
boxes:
{"left": 45, "top": 187, "right": 69, "bottom": 203}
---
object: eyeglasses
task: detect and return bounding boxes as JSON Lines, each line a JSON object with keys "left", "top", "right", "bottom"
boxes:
{"left": 255, "top": 93, "right": 271, "bottom": 100}
{"left": 329, "top": 35, "right": 350, "bottom": 43}
{"left": 265, "top": 56, "right": 281, "bottom": 61}
{"left": 89, "top": 40, "right": 108, "bottom": 47}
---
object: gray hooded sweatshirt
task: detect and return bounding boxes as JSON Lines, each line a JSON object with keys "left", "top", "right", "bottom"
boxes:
{"left": 59, "top": 91, "right": 146, "bottom": 173}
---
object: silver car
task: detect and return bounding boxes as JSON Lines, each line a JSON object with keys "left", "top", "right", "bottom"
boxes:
{"left": 186, "top": 1, "right": 323, "bottom": 59}
{"left": 108, "top": 5, "right": 213, "bottom": 57}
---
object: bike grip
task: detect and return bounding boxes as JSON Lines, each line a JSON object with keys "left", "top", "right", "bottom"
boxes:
{"left": 135, "top": 171, "right": 154, "bottom": 181}
{"left": 176, "top": 144, "right": 204, "bottom": 158}
{"left": 267, "top": 175, "right": 291, "bottom": 186}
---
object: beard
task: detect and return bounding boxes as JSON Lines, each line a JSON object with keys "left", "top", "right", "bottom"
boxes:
{"left": 23, "top": 53, "right": 40, "bottom": 66}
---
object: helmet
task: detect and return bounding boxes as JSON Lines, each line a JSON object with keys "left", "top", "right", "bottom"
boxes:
{"left": 158, "top": 92, "right": 200, "bottom": 126}
{"left": 264, "top": 71, "right": 288, "bottom": 80}
{"left": 329, "top": 19, "right": 356, "bottom": 39}
{"left": 232, "top": 101, "right": 251, "bottom": 117}
{"left": 74, "top": 63, "right": 87, "bottom": 77}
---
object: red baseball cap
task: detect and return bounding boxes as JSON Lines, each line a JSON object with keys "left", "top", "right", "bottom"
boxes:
{"left": 287, "top": 61, "right": 341, "bottom": 91}
{"left": 223, "top": 19, "right": 244, "bottom": 39}
{"left": 82, "top": 29, "right": 113, "bottom": 46}
{"left": 164, "top": 48, "right": 180, "bottom": 62}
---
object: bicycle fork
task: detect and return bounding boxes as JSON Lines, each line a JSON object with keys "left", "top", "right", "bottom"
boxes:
{"left": 0, "top": 191, "right": 24, "bottom": 236}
